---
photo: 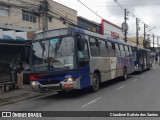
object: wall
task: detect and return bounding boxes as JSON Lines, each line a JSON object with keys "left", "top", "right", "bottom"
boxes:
{"left": 0, "top": 0, "right": 77, "bottom": 31}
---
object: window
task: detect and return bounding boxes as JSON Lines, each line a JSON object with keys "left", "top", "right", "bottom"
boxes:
{"left": 99, "top": 40, "right": 108, "bottom": 57}
{"left": 49, "top": 16, "right": 52, "bottom": 22}
{"left": 77, "top": 34, "right": 90, "bottom": 67}
{"left": 107, "top": 41, "right": 116, "bottom": 57}
{"left": 129, "top": 46, "right": 133, "bottom": 56}
{"left": 125, "top": 46, "right": 129, "bottom": 57}
{"left": 89, "top": 37, "right": 100, "bottom": 56}
{"left": 112, "top": 43, "right": 116, "bottom": 49}
{"left": 32, "top": 37, "right": 77, "bottom": 71}
{"left": 120, "top": 44, "right": 124, "bottom": 51}
{"left": 0, "top": 6, "right": 9, "bottom": 16}
{"left": 138, "top": 50, "right": 143, "bottom": 61}
{"left": 22, "top": 10, "right": 36, "bottom": 23}
{"left": 115, "top": 43, "right": 120, "bottom": 57}
{"left": 120, "top": 44, "right": 125, "bottom": 57}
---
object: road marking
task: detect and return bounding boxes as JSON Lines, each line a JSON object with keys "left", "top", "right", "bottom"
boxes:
{"left": 81, "top": 97, "right": 102, "bottom": 108}
{"left": 131, "top": 79, "right": 138, "bottom": 82}
{"left": 141, "top": 75, "right": 146, "bottom": 78}
{"left": 116, "top": 85, "right": 126, "bottom": 90}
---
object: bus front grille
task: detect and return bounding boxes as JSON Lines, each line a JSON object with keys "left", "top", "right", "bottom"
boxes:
{"left": 39, "top": 80, "right": 61, "bottom": 85}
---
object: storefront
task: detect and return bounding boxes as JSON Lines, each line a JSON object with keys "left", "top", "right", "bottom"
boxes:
{"left": 0, "top": 40, "right": 30, "bottom": 91}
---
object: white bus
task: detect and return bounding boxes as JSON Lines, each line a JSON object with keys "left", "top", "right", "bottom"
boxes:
{"left": 29, "top": 26, "right": 135, "bottom": 92}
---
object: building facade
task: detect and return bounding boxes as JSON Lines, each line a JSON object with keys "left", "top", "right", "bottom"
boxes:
{"left": 0, "top": 0, "right": 77, "bottom": 31}
{"left": 127, "top": 37, "right": 144, "bottom": 47}
{"left": 77, "top": 16, "right": 102, "bottom": 34}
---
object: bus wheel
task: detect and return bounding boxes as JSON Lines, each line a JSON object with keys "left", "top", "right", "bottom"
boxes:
{"left": 90, "top": 73, "right": 100, "bottom": 92}
{"left": 122, "top": 68, "right": 127, "bottom": 80}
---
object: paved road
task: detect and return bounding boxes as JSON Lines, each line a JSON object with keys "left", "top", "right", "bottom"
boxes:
{"left": 1, "top": 65, "right": 160, "bottom": 120}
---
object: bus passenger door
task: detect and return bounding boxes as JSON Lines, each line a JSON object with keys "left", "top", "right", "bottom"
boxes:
{"left": 77, "top": 34, "right": 90, "bottom": 89}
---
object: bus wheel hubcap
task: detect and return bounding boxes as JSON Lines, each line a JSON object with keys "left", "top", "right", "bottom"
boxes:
{"left": 93, "top": 75, "right": 98, "bottom": 88}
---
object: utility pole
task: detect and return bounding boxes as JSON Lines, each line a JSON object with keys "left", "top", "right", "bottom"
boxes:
{"left": 144, "top": 23, "right": 146, "bottom": 48}
{"left": 136, "top": 18, "right": 140, "bottom": 46}
{"left": 153, "top": 34, "right": 155, "bottom": 48}
{"left": 147, "top": 34, "right": 151, "bottom": 47}
{"left": 124, "top": 9, "right": 128, "bottom": 42}
{"left": 41, "top": 0, "right": 48, "bottom": 31}
{"left": 157, "top": 37, "right": 159, "bottom": 47}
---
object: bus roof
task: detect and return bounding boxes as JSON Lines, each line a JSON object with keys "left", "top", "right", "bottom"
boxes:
{"left": 34, "top": 26, "right": 133, "bottom": 47}
{"left": 133, "top": 46, "right": 151, "bottom": 51}
{"left": 33, "top": 28, "right": 72, "bottom": 41}
{"left": 72, "top": 26, "right": 132, "bottom": 47}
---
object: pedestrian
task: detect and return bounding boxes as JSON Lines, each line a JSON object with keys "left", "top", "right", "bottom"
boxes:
{"left": 16, "top": 61, "right": 24, "bottom": 89}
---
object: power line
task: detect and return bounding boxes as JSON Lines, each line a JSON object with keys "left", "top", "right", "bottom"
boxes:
{"left": 114, "top": 0, "right": 124, "bottom": 10}
{"left": 113, "top": 0, "right": 160, "bottom": 45}
{"left": 77, "top": 0, "right": 103, "bottom": 19}
{"left": 49, "top": 8, "right": 113, "bottom": 35}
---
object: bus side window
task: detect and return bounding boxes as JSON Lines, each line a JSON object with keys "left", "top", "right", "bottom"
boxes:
{"left": 139, "top": 50, "right": 143, "bottom": 60}
{"left": 120, "top": 44, "right": 125, "bottom": 57}
{"left": 107, "top": 41, "right": 116, "bottom": 57}
{"left": 112, "top": 43, "right": 115, "bottom": 50}
{"left": 78, "top": 36, "right": 90, "bottom": 67}
{"left": 89, "top": 37, "right": 100, "bottom": 57}
{"left": 100, "top": 39, "right": 108, "bottom": 57}
{"left": 129, "top": 46, "right": 133, "bottom": 56}
{"left": 125, "top": 46, "right": 129, "bottom": 57}
{"left": 115, "top": 43, "right": 120, "bottom": 57}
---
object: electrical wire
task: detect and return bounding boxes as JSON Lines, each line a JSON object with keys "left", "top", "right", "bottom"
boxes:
{"left": 77, "top": 0, "right": 103, "bottom": 19}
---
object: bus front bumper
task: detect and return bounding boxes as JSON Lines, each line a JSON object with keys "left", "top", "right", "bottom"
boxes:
{"left": 31, "top": 79, "right": 81, "bottom": 91}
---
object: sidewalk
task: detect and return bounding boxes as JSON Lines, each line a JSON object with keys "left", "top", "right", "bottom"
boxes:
{"left": 0, "top": 84, "right": 51, "bottom": 106}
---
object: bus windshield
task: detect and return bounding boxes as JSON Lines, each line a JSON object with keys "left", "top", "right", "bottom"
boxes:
{"left": 32, "top": 36, "right": 77, "bottom": 72}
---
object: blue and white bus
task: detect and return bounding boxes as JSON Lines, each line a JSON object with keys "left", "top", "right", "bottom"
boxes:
{"left": 29, "top": 26, "right": 135, "bottom": 92}
{"left": 132, "top": 47, "right": 153, "bottom": 72}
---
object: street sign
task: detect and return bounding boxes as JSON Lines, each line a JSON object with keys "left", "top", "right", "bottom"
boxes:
{"left": 122, "top": 22, "right": 128, "bottom": 32}
{"left": 101, "top": 19, "right": 124, "bottom": 40}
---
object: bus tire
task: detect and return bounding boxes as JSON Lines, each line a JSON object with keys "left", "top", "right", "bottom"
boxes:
{"left": 90, "top": 73, "right": 100, "bottom": 92}
{"left": 122, "top": 68, "right": 127, "bottom": 80}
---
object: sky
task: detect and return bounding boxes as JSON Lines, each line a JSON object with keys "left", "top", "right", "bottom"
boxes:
{"left": 53, "top": 0, "right": 160, "bottom": 45}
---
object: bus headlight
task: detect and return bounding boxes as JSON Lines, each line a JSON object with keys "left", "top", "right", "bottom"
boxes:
{"left": 66, "top": 78, "right": 76, "bottom": 82}
{"left": 31, "top": 81, "right": 38, "bottom": 86}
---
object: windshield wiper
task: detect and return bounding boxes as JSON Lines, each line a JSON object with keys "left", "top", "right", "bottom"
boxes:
{"left": 45, "top": 41, "right": 63, "bottom": 57}
{"left": 39, "top": 41, "right": 46, "bottom": 51}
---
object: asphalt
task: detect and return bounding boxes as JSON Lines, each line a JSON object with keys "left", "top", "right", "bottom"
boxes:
{"left": 0, "top": 64, "right": 160, "bottom": 120}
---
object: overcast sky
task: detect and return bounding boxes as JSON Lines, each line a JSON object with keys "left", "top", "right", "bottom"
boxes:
{"left": 54, "top": 0, "right": 160, "bottom": 45}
